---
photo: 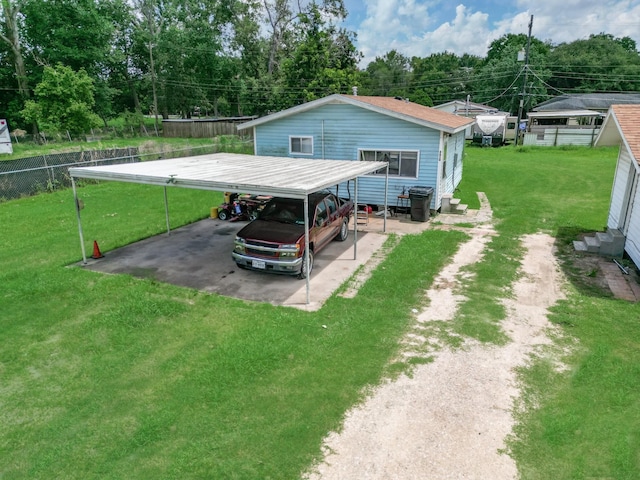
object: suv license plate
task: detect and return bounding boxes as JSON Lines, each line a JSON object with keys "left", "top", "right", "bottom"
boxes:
{"left": 252, "top": 259, "right": 266, "bottom": 269}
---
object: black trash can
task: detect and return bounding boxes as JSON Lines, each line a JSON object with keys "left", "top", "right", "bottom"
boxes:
{"left": 408, "top": 186, "right": 434, "bottom": 222}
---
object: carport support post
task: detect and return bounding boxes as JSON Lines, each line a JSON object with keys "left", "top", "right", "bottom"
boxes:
{"left": 71, "top": 176, "right": 88, "bottom": 265}
{"left": 304, "top": 195, "right": 310, "bottom": 304}
{"left": 163, "top": 186, "right": 171, "bottom": 234}
{"left": 354, "top": 178, "right": 358, "bottom": 260}
{"left": 384, "top": 165, "right": 389, "bottom": 232}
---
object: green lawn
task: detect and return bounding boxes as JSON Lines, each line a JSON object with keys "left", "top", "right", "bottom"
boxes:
{"left": 1, "top": 143, "right": 639, "bottom": 479}
{"left": 1, "top": 135, "right": 251, "bottom": 161}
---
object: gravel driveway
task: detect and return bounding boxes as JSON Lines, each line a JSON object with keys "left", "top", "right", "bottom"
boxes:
{"left": 305, "top": 193, "right": 566, "bottom": 479}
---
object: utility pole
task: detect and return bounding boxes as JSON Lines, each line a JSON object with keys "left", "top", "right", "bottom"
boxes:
{"left": 514, "top": 14, "right": 533, "bottom": 146}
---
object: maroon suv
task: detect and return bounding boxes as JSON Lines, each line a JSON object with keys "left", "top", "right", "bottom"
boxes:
{"left": 232, "top": 191, "right": 353, "bottom": 278}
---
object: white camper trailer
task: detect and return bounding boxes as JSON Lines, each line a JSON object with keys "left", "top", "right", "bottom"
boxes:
{"left": 472, "top": 113, "right": 509, "bottom": 146}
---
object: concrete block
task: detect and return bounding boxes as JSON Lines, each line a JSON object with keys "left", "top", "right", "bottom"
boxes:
{"left": 573, "top": 240, "right": 588, "bottom": 252}
{"left": 441, "top": 193, "right": 453, "bottom": 213}
{"left": 584, "top": 235, "right": 600, "bottom": 253}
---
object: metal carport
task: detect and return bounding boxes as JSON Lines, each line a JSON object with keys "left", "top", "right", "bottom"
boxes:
{"left": 69, "top": 152, "right": 389, "bottom": 304}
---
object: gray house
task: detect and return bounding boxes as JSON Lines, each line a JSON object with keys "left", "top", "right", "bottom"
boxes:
{"left": 594, "top": 104, "right": 640, "bottom": 268}
{"left": 525, "top": 93, "right": 640, "bottom": 147}
{"left": 237, "top": 94, "right": 473, "bottom": 212}
{"left": 532, "top": 93, "right": 640, "bottom": 114}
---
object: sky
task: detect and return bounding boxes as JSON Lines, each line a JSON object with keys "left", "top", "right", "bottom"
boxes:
{"left": 340, "top": 0, "right": 640, "bottom": 65}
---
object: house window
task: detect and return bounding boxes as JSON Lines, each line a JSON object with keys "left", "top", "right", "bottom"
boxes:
{"left": 359, "top": 150, "right": 418, "bottom": 177}
{"left": 290, "top": 136, "right": 313, "bottom": 155}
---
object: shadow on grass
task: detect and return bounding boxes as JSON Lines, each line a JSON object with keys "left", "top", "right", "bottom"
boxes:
{"left": 554, "top": 226, "right": 616, "bottom": 300}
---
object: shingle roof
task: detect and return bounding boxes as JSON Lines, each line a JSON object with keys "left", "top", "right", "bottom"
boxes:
{"left": 612, "top": 105, "right": 640, "bottom": 163}
{"left": 342, "top": 95, "right": 474, "bottom": 130}
{"left": 596, "top": 105, "right": 640, "bottom": 165}
{"left": 534, "top": 93, "right": 640, "bottom": 112}
{"left": 238, "top": 94, "right": 474, "bottom": 134}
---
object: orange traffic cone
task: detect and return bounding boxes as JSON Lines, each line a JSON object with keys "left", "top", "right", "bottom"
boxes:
{"left": 91, "top": 240, "right": 104, "bottom": 259}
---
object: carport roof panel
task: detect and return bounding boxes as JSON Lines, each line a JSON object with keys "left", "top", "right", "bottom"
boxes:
{"left": 69, "top": 153, "right": 388, "bottom": 199}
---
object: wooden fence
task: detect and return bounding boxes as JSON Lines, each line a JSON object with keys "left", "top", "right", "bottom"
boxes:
{"left": 162, "top": 117, "right": 256, "bottom": 138}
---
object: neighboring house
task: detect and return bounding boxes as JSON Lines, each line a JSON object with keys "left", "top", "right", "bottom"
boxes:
{"left": 433, "top": 99, "right": 500, "bottom": 139}
{"left": 594, "top": 105, "right": 640, "bottom": 268}
{"left": 525, "top": 109, "right": 604, "bottom": 146}
{"left": 525, "top": 93, "right": 640, "bottom": 147}
{"left": 527, "top": 109, "right": 603, "bottom": 129}
{"left": 532, "top": 93, "right": 640, "bottom": 114}
{"left": 237, "top": 94, "right": 474, "bottom": 212}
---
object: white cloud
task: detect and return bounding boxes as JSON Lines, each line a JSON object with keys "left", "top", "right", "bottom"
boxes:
{"left": 349, "top": 0, "right": 640, "bottom": 65}
{"left": 356, "top": 0, "right": 432, "bottom": 62}
{"left": 414, "top": 5, "right": 493, "bottom": 57}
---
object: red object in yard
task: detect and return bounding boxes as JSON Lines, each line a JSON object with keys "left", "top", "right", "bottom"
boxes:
{"left": 91, "top": 240, "right": 104, "bottom": 259}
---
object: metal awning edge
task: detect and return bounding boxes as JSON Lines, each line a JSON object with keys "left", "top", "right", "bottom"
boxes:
{"left": 68, "top": 154, "right": 389, "bottom": 198}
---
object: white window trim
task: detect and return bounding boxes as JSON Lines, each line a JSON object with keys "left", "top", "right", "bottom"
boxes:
{"left": 289, "top": 135, "right": 314, "bottom": 156}
{"left": 358, "top": 148, "right": 420, "bottom": 179}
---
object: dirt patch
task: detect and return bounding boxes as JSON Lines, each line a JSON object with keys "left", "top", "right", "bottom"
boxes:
{"left": 305, "top": 196, "right": 567, "bottom": 479}
{"left": 557, "top": 238, "right": 640, "bottom": 302}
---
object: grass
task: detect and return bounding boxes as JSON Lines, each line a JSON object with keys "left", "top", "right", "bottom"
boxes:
{"left": 2, "top": 135, "right": 251, "bottom": 161}
{"left": 0, "top": 176, "right": 466, "bottom": 478}
{"left": 448, "top": 145, "right": 617, "bottom": 344}
{"left": 2, "top": 142, "right": 639, "bottom": 479}
{"left": 456, "top": 145, "right": 640, "bottom": 479}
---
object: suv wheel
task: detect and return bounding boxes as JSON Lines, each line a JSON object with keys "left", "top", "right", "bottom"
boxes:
{"left": 336, "top": 217, "right": 349, "bottom": 242}
{"left": 298, "top": 251, "right": 314, "bottom": 279}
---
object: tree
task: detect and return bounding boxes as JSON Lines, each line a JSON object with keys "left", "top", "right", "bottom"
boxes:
{"left": 21, "top": 64, "right": 100, "bottom": 136}
{"left": 409, "top": 52, "right": 481, "bottom": 106}
{"left": 547, "top": 34, "right": 640, "bottom": 92}
{"left": 280, "top": 3, "right": 359, "bottom": 103}
{"left": 21, "top": 0, "right": 116, "bottom": 75}
{"left": 471, "top": 34, "right": 551, "bottom": 114}
{"left": 360, "top": 50, "right": 410, "bottom": 97}
{"left": 0, "top": 0, "right": 37, "bottom": 132}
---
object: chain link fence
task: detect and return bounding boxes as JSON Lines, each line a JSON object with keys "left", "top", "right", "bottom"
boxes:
{"left": 0, "top": 143, "right": 241, "bottom": 201}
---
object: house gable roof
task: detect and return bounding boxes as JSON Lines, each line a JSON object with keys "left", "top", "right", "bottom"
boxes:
{"left": 238, "top": 94, "right": 474, "bottom": 134}
{"left": 433, "top": 100, "right": 499, "bottom": 114}
{"left": 595, "top": 104, "right": 640, "bottom": 166}
{"left": 533, "top": 93, "right": 640, "bottom": 112}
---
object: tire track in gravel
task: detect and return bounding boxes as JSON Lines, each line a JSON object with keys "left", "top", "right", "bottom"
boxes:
{"left": 305, "top": 194, "right": 566, "bottom": 480}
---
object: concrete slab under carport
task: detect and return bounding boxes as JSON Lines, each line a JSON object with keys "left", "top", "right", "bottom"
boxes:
{"left": 81, "top": 218, "right": 390, "bottom": 311}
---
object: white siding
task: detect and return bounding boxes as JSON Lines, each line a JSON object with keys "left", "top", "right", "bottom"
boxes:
{"left": 625, "top": 173, "right": 640, "bottom": 268}
{"left": 608, "top": 149, "right": 632, "bottom": 230}
{"left": 522, "top": 128, "right": 599, "bottom": 147}
{"left": 254, "top": 103, "right": 445, "bottom": 208}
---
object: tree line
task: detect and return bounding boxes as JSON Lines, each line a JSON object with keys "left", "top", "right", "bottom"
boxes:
{"left": 1, "top": 0, "right": 639, "bottom": 137}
